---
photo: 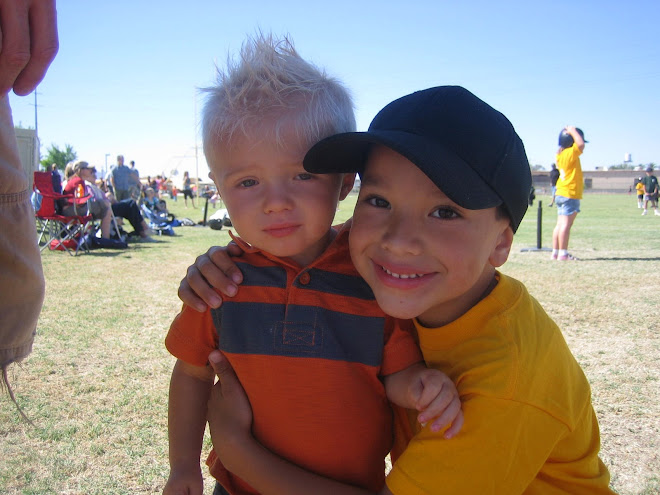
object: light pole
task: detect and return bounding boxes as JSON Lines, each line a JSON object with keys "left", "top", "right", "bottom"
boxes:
{"left": 105, "top": 153, "right": 110, "bottom": 179}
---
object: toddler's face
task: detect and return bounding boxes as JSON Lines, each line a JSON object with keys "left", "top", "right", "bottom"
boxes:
{"left": 349, "top": 145, "right": 512, "bottom": 327}
{"left": 207, "top": 129, "right": 354, "bottom": 266}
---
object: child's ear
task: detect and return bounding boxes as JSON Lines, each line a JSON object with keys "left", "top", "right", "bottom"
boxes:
{"left": 339, "top": 173, "right": 356, "bottom": 200}
{"left": 489, "top": 223, "right": 514, "bottom": 268}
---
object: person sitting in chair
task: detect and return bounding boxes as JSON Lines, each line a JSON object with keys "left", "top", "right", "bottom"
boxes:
{"left": 63, "top": 161, "right": 112, "bottom": 239}
{"left": 65, "top": 161, "right": 153, "bottom": 241}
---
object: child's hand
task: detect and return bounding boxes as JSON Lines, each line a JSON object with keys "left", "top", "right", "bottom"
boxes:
{"left": 162, "top": 466, "right": 203, "bottom": 495}
{"left": 178, "top": 244, "right": 244, "bottom": 312}
{"left": 207, "top": 350, "right": 254, "bottom": 469}
{"left": 410, "top": 368, "right": 464, "bottom": 439}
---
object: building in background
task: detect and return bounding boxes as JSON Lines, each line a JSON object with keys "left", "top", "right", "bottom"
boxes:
{"left": 15, "top": 127, "right": 39, "bottom": 192}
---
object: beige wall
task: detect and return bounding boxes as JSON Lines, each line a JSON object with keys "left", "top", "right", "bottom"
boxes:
{"left": 15, "top": 127, "right": 39, "bottom": 192}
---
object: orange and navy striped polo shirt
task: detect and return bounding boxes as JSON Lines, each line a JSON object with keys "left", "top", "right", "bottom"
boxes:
{"left": 166, "top": 222, "right": 422, "bottom": 494}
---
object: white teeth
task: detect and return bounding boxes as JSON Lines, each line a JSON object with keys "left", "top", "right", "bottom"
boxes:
{"left": 382, "top": 266, "right": 423, "bottom": 279}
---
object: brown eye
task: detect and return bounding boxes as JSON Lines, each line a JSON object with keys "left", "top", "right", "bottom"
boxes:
{"left": 367, "top": 196, "right": 390, "bottom": 209}
{"left": 431, "top": 207, "right": 459, "bottom": 219}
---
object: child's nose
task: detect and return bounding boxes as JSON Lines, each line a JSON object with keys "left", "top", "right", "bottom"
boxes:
{"left": 382, "top": 214, "right": 423, "bottom": 255}
{"left": 262, "top": 184, "right": 294, "bottom": 213}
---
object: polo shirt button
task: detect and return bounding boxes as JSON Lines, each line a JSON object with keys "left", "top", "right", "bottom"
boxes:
{"left": 299, "top": 272, "right": 311, "bottom": 285}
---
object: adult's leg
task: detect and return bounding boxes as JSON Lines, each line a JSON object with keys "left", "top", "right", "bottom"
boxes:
{"left": 99, "top": 206, "right": 112, "bottom": 238}
{"left": 88, "top": 200, "right": 112, "bottom": 238}
{"left": 112, "top": 199, "right": 146, "bottom": 235}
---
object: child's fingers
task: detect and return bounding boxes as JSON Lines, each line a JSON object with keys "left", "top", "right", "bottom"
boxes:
{"left": 209, "top": 244, "right": 245, "bottom": 284}
{"left": 178, "top": 264, "right": 221, "bottom": 311}
{"left": 443, "top": 410, "right": 464, "bottom": 439}
{"left": 419, "top": 395, "right": 462, "bottom": 432}
{"left": 416, "top": 386, "right": 453, "bottom": 419}
{"left": 414, "top": 372, "right": 454, "bottom": 411}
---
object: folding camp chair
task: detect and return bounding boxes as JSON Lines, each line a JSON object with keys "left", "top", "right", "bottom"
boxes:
{"left": 33, "top": 171, "right": 95, "bottom": 256}
{"left": 140, "top": 203, "right": 175, "bottom": 236}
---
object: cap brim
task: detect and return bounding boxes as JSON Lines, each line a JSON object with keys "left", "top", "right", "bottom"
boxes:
{"left": 304, "top": 130, "right": 503, "bottom": 210}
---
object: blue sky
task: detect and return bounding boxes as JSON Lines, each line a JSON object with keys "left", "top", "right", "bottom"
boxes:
{"left": 7, "top": 0, "right": 660, "bottom": 181}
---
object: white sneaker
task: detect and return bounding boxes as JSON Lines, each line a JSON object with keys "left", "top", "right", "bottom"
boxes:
{"left": 655, "top": 210, "right": 660, "bottom": 216}
{"left": 642, "top": 210, "right": 647, "bottom": 216}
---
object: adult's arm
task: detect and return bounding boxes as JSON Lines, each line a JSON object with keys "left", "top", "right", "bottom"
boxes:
{"left": 0, "top": 95, "right": 45, "bottom": 370}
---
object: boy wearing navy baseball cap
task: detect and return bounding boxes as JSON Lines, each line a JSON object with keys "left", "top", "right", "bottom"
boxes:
{"left": 303, "top": 86, "right": 613, "bottom": 493}
{"left": 189, "top": 86, "right": 615, "bottom": 494}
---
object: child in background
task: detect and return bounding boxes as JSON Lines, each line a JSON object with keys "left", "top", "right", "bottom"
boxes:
{"left": 635, "top": 178, "right": 644, "bottom": 208}
{"left": 143, "top": 187, "right": 160, "bottom": 211}
{"left": 552, "top": 126, "right": 587, "bottom": 261}
{"left": 640, "top": 166, "right": 660, "bottom": 216}
{"left": 184, "top": 86, "right": 614, "bottom": 494}
{"left": 163, "top": 37, "right": 462, "bottom": 495}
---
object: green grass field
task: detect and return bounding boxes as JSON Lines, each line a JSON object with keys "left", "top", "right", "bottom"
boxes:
{"left": 1, "top": 192, "right": 658, "bottom": 494}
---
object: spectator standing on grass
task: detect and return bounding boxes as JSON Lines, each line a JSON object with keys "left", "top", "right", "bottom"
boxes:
{"left": 551, "top": 126, "right": 586, "bottom": 261}
{"left": 182, "top": 170, "right": 196, "bottom": 208}
{"left": 159, "top": 175, "right": 169, "bottom": 198}
{"left": 111, "top": 154, "right": 132, "bottom": 201}
{"left": 548, "top": 162, "right": 559, "bottom": 206}
{"left": 0, "top": 0, "right": 57, "bottom": 388}
{"left": 128, "top": 160, "right": 141, "bottom": 200}
{"left": 635, "top": 178, "right": 644, "bottom": 209}
{"left": 640, "top": 166, "right": 660, "bottom": 216}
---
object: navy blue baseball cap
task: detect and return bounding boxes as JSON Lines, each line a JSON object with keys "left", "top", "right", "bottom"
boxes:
{"left": 558, "top": 128, "right": 588, "bottom": 148}
{"left": 304, "top": 85, "right": 532, "bottom": 232}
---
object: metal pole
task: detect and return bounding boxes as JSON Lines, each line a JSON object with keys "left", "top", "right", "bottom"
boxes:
{"left": 520, "top": 200, "right": 551, "bottom": 253}
{"left": 194, "top": 90, "right": 199, "bottom": 198}
{"left": 34, "top": 91, "right": 38, "bottom": 137}
{"left": 536, "top": 200, "right": 542, "bottom": 249}
{"left": 202, "top": 196, "right": 209, "bottom": 226}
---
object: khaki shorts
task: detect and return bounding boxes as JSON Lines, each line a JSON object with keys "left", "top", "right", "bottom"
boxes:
{"left": 63, "top": 199, "right": 108, "bottom": 220}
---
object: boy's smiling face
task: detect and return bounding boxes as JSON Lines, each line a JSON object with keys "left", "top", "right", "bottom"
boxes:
{"left": 349, "top": 145, "right": 513, "bottom": 328}
{"left": 208, "top": 126, "right": 354, "bottom": 266}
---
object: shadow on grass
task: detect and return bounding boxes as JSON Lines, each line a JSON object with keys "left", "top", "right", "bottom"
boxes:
{"left": 581, "top": 257, "right": 660, "bottom": 262}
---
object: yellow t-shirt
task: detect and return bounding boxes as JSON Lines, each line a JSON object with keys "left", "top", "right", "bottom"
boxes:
{"left": 636, "top": 182, "right": 644, "bottom": 196}
{"left": 555, "top": 143, "right": 584, "bottom": 199}
{"left": 386, "top": 273, "right": 613, "bottom": 495}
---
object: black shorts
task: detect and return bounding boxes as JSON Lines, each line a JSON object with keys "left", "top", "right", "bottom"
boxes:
{"left": 183, "top": 188, "right": 194, "bottom": 199}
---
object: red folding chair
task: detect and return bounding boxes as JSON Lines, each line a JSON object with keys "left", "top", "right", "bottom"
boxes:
{"left": 33, "top": 171, "right": 95, "bottom": 256}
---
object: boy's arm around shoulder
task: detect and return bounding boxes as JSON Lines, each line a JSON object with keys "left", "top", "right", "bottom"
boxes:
{"left": 178, "top": 244, "right": 245, "bottom": 312}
